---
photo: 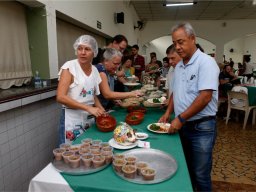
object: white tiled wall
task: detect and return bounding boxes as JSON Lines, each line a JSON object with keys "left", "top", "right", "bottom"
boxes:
{"left": 0, "top": 97, "right": 61, "bottom": 191}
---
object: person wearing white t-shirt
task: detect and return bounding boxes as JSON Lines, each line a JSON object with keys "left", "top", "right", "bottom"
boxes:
{"left": 243, "top": 56, "right": 254, "bottom": 79}
{"left": 57, "top": 35, "right": 105, "bottom": 145}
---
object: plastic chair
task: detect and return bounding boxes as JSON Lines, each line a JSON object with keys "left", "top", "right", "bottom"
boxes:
{"left": 226, "top": 91, "right": 256, "bottom": 129}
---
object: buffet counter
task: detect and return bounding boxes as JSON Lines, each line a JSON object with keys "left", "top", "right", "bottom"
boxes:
{"left": 29, "top": 107, "right": 192, "bottom": 192}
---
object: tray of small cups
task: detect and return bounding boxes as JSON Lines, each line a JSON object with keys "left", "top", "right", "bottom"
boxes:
{"left": 52, "top": 138, "right": 113, "bottom": 175}
{"left": 112, "top": 148, "right": 178, "bottom": 184}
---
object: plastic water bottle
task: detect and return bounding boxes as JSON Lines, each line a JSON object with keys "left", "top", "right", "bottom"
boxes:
{"left": 34, "top": 70, "right": 42, "bottom": 88}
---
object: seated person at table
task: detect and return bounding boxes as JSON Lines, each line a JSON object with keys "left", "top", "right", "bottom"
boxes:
{"left": 219, "top": 64, "right": 239, "bottom": 97}
{"left": 121, "top": 56, "right": 135, "bottom": 77}
{"left": 118, "top": 56, "right": 139, "bottom": 83}
{"left": 95, "top": 48, "right": 142, "bottom": 109}
{"left": 57, "top": 35, "right": 105, "bottom": 144}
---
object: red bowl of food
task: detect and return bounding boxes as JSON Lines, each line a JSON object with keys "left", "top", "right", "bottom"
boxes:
{"left": 96, "top": 114, "right": 117, "bottom": 132}
{"left": 125, "top": 112, "right": 145, "bottom": 125}
{"left": 127, "top": 106, "right": 146, "bottom": 114}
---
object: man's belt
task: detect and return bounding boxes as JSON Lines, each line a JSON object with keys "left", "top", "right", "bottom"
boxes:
{"left": 186, "top": 116, "right": 216, "bottom": 125}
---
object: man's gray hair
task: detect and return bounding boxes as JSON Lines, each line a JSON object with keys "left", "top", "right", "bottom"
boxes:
{"left": 103, "top": 48, "right": 123, "bottom": 60}
{"left": 171, "top": 22, "right": 196, "bottom": 37}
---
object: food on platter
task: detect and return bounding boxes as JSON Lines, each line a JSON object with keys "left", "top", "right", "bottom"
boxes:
{"left": 79, "top": 148, "right": 90, "bottom": 155}
{"left": 124, "top": 97, "right": 144, "bottom": 103}
{"left": 81, "top": 138, "right": 92, "bottom": 145}
{"left": 113, "top": 159, "right": 126, "bottom": 173}
{"left": 59, "top": 143, "right": 71, "bottom": 150}
{"left": 136, "top": 161, "right": 148, "bottom": 175}
{"left": 142, "top": 101, "right": 160, "bottom": 108}
{"left": 101, "top": 151, "right": 113, "bottom": 164}
{"left": 62, "top": 151, "right": 75, "bottom": 164}
{"left": 120, "top": 99, "right": 140, "bottom": 108}
{"left": 141, "top": 168, "right": 156, "bottom": 181}
{"left": 81, "top": 153, "right": 93, "bottom": 168}
{"left": 68, "top": 155, "right": 81, "bottom": 168}
{"left": 113, "top": 123, "right": 136, "bottom": 146}
{"left": 92, "top": 155, "right": 105, "bottom": 168}
{"left": 96, "top": 114, "right": 117, "bottom": 132}
{"left": 125, "top": 156, "right": 137, "bottom": 165}
{"left": 113, "top": 154, "right": 125, "bottom": 160}
{"left": 101, "top": 146, "right": 113, "bottom": 152}
{"left": 148, "top": 96, "right": 166, "bottom": 104}
{"left": 135, "top": 132, "right": 148, "bottom": 140}
{"left": 122, "top": 165, "right": 137, "bottom": 179}
{"left": 148, "top": 123, "right": 170, "bottom": 133}
{"left": 69, "top": 145, "right": 81, "bottom": 153}
{"left": 112, "top": 153, "right": 156, "bottom": 182}
{"left": 53, "top": 139, "right": 112, "bottom": 172}
{"left": 53, "top": 148, "right": 65, "bottom": 161}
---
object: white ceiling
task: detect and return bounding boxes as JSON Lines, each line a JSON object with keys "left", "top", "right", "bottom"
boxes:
{"left": 131, "top": 0, "right": 256, "bottom": 21}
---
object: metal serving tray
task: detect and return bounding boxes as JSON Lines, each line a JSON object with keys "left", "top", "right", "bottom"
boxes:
{"left": 52, "top": 159, "right": 110, "bottom": 175}
{"left": 113, "top": 148, "right": 178, "bottom": 184}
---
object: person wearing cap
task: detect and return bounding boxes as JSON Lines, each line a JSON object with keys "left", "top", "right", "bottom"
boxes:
{"left": 57, "top": 35, "right": 105, "bottom": 145}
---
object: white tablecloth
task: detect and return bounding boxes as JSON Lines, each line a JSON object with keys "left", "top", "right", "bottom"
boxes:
{"left": 28, "top": 163, "right": 73, "bottom": 192}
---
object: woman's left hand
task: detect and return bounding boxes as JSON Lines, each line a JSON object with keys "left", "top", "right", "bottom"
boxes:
{"left": 87, "top": 106, "right": 105, "bottom": 117}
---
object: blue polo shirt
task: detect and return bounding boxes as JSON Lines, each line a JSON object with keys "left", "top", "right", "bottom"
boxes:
{"left": 172, "top": 49, "right": 220, "bottom": 121}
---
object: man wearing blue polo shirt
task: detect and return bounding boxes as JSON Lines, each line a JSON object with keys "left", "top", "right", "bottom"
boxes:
{"left": 159, "top": 22, "right": 220, "bottom": 191}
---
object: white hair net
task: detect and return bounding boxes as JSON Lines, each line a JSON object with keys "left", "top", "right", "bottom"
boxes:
{"left": 73, "top": 35, "right": 98, "bottom": 57}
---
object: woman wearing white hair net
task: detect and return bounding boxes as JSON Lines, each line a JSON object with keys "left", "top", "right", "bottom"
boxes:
{"left": 57, "top": 35, "right": 105, "bottom": 145}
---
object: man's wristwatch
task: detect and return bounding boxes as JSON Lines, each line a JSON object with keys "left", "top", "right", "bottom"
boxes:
{"left": 178, "top": 114, "right": 186, "bottom": 124}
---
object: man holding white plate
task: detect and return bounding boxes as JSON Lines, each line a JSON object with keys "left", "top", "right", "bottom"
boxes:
{"left": 159, "top": 22, "right": 219, "bottom": 192}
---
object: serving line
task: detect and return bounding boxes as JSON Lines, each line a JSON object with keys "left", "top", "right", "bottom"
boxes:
{"left": 29, "top": 107, "right": 192, "bottom": 192}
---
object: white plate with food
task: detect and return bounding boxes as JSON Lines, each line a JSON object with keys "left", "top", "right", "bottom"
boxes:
{"left": 147, "top": 97, "right": 166, "bottom": 105}
{"left": 108, "top": 138, "right": 138, "bottom": 149}
{"left": 123, "top": 82, "right": 140, "bottom": 86}
{"left": 147, "top": 123, "right": 170, "bottom": 134}
{"left": 135, "top": 132, "right": 149, "bottom": 140}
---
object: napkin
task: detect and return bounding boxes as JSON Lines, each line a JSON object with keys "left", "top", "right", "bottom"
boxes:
{"left": 137, "top": 140, "right": 150, "bottom": 148}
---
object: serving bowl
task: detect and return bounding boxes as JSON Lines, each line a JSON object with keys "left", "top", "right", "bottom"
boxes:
{"left": 125, "top": 111, "right": 145, "bottom": 125}
{"left": 96, "top": 114, "right": 117, "bottom": 132}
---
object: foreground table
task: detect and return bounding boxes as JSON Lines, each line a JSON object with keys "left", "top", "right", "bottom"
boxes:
{"left": 29, "top": 108, "right": 192, "bottom": 192}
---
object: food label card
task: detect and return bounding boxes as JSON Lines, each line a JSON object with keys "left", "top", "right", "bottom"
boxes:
{"left": 138, "top": 140, "right": 150, "bottom": 148}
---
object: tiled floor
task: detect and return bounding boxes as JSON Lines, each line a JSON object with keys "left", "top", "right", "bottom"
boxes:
{"left": 212, "top": 116, "right": 256, "bottom": 191}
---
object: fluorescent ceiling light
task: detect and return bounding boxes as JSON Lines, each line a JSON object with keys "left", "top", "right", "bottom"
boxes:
{"left": 165, "top": 2, "right": 193, "bottom": 6}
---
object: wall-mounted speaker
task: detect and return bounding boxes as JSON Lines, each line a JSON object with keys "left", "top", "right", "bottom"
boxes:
{"left": 114, "top": 12, "right": 124, "bottom": 24}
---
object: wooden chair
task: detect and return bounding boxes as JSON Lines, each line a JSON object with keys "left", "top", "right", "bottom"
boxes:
{"left": 226, "top": 91, "right": 256, "bottom": 129}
